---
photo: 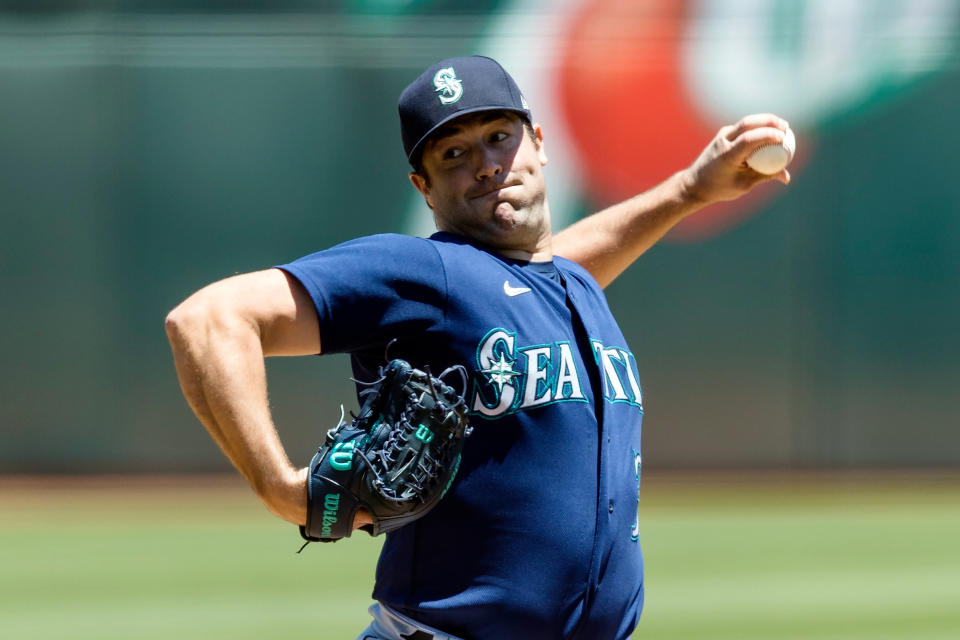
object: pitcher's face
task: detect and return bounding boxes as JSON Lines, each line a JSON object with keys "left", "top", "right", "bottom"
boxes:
{"left": 410, "top": 111, "right": 551, "bottom": 255}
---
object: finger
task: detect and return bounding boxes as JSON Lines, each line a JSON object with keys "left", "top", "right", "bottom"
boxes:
{"left": 723, "top": 113, "right": 789, "bottom": 141}
{"left": 729, "top": 126, "right": 787, "bottom": 164}
{"left": 717, "top": 123, "right": 737, "bottom": 142}
{"left": 755, "top": 167, "right": 791, "bottom": 187}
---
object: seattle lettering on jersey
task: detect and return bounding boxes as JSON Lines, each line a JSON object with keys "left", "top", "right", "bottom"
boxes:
{"left": 591, "top": 339, "right": 644, "bottom": 407}
{"left": 470, "top": 328, "right": 643, "bottom": 418}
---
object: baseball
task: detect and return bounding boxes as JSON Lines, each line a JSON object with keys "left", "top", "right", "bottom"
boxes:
{"left": 746, "top": 127, "right": 796, "bottom": 175}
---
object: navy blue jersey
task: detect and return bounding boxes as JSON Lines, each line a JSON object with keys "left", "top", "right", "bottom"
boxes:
{"left": 280, "top": 232, "right": 644, "bottom": 640}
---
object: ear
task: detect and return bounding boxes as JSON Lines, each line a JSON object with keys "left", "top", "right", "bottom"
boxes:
{"left": 532, "top": 123, "right": 548, "bottom": 166}
{"left": 409, "top": 171, "right": 434, "bottom": 209}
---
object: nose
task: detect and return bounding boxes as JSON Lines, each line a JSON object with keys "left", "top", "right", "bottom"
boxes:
{"left": 475, "top": 145, "right": 502, "bottom": 182}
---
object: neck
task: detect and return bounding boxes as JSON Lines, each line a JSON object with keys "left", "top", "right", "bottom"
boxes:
{"left": 495, "top": 236, "right": 553, "bottom": 262}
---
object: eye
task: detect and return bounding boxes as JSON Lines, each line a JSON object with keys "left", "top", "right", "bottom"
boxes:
{"left": 443, "top": 147, "right": 464, "bottom": 160}
{"left": 490, "top": 131, "right": 509, "bottom": 143}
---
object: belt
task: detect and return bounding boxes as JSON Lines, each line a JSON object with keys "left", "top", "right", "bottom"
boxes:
{"left": 373, "top": 603, "right": 464, "bottom": 640}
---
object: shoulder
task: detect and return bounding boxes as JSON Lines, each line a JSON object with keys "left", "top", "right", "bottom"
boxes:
{"left": 277, "top": 233, "right": 449, "bottom": 306}
{"left": 285, "top": 233, "right": 442, "bottom": 270}
{"left": 312, "top": 232, "right": 438, "bottom": 255}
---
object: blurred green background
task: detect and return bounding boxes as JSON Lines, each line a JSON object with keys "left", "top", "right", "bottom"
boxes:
{"left": 1, "top": 1, "right": 959, "bottom": 638}
{"left": 2, "top": 0, "right": 959, "bottom": 472}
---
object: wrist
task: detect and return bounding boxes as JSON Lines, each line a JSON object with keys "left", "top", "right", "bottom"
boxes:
{"left": 676, "top": 167, "right": 706, "bottom": 206}
{"left": 259, "top": 466, "right": 308, "bottom": 526}
{"left": 353, "top": 508, "right": 374, "bottom": 530}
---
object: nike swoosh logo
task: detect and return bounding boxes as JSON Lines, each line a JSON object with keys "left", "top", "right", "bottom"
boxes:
{"left": 503, "top": 280, "right": 532, "bottom": 297}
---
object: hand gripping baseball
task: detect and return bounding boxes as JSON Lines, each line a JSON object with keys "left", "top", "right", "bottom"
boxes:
{"left": 682, "top": 113, "right": 793, "bottom": 205}
{"left": 299, "top": 359, "right": 472, "bottom": 546}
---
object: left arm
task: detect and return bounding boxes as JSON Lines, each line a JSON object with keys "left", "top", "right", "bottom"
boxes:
{"left": 553, "top": 114, "right": 791, "bottom": 288}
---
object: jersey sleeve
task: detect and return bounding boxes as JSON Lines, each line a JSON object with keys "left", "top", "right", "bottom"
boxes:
{"left": 277, "top": 233, "right": 447, "bottom": 355}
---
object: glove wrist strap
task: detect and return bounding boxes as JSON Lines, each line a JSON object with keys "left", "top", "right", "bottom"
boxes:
{"left": 300, "top": 442, "right": 364, "bottom": 542}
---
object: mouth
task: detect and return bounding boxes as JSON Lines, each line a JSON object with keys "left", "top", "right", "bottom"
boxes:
{"left": 469, "top": 181, "right": 520, "bottom": 200}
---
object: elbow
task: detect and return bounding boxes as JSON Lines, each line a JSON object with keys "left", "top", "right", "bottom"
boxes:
{"left": 164, "top": 306, "right": 183, "bottom": 343}
{"left": 165, "top": 288, "right": 259, "bottom": 349}
{"left": 165, "top": 307, "right": 191, "bottom": 355}
{"left": 165, "top": 296, "right": 211, "bottom": 348}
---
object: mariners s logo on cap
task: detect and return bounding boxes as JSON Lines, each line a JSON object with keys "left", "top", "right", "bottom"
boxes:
{"left": 433, "top": 67, "right": 463, "bottom": 105}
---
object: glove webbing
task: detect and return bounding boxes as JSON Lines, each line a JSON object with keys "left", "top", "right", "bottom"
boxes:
{"left": 362, "top": 366, "right": 469, "bottom": 504}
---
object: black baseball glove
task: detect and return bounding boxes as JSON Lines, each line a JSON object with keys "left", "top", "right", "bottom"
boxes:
{"left": 299, "top": 359, "right": 472, "bottom": 545}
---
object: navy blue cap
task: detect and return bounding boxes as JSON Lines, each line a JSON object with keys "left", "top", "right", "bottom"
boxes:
{"left": 399, "top": 56, "right": 531, "bottom": 164}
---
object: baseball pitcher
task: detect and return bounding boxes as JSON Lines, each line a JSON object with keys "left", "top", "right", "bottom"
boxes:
{"left": 166, "top": 56, "right": 790, "bottom": 639}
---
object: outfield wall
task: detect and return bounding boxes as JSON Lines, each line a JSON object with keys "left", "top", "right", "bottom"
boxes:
{"left": 2, "top": 2, "right": 958, "bottom": 471}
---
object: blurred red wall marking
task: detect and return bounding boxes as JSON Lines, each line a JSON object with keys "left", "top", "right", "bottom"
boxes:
{"left": 556, "top": 0, "right": 803, "bottom": 241}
